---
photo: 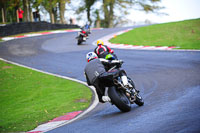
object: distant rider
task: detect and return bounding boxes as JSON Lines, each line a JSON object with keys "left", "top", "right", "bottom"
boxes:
{"left": 85, "top": 23, "right": 90, "bottom": 29}
{"left": 81, "top": 23, "right": 91, "bottom": 35}
{"left": 84, "top": 52, "right": 123, "bottom": 103}
{"left": 94, "top": 40, "right": 117, "bottom": 59}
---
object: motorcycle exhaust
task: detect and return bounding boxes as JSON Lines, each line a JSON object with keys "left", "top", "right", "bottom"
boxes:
{"left": 114, "top": 79, "right": 130, "bottom": 91}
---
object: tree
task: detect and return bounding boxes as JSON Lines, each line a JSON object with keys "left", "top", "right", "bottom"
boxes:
{"left": 23, "top": 0, "right": 29, "bottom": 22}
{"left": 102, "top": 0, "right": 163, "bottom": 28}
{"left": 0, "top": 0, "right": 8, "bottom": 23}
{"left": 94, "top": 9, "right": 101, "bottom": 28}
{"left": 0, "top": 0, "right": 21, "bottom": 23}
{"left": 77, "top": 0, "right": 96, "bottom": 25}
{"left": 59, "top": 0, "right": 70, "bottom": 24}
{"left": 85, "top": 0, "right": 96, "bottom": 25}
{"left": 103, "top": 0, "right": 114, "bottom": 28}
{"left": 41, "top": 0, "right": 58, "bottom": 23}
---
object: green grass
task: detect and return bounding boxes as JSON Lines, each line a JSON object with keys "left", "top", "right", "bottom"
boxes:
{"left": 0, "top": 60, "right": 92, "bottom": 132}
{"left": 110, "top": 18, "right": 200, "bottom": 49}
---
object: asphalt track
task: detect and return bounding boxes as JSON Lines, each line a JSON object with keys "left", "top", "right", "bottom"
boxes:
{"left": 0, "top": 26, "right": 200, "bottom": 133}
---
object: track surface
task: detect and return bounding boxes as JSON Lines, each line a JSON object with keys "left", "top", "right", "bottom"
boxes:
{"left": 0, "top": 27, "right": 200, "bottom": 133}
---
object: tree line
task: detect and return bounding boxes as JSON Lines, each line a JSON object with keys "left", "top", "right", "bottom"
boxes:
{"left": 0, "top": 0, "right": 163, "bottom": 28}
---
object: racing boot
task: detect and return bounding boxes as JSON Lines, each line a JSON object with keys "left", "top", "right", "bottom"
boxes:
{"left": 102, "top": 87, "right": 111, "bottom": 102}
{"left": 102, "top": 96, "right": 111, "bottom": 102}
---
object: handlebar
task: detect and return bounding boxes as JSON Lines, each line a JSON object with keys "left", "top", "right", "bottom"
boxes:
{"left": 108, "top": 60, "right": 123, "bottom": 72}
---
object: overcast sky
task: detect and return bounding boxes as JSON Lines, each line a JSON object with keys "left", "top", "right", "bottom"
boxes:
{"left": 128, "top": 0, "right": 200, "bottom": 24}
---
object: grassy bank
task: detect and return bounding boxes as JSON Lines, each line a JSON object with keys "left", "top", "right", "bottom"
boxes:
{"left": 0, "top": 60, "right": 92, "bottom": 132}
{"left": 110, "top": 18, "right": 200, "bottom": 50}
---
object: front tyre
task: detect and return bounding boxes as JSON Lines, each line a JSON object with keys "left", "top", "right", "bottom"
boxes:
{"left": 108, "top": 86, "right": 131, "bottom": 112}
{"left": 127, "top": 77, "right": 144, "bottom": 106}
{"left": 135, "top": 93, "right": 144, "bottom": 106}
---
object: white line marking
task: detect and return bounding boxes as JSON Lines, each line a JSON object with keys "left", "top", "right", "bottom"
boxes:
{"left": 0, "top": 58, "right": 99, "bottom": 133}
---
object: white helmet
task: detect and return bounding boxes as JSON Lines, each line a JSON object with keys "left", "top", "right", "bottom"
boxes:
{"left": 86, "top": 52, "right": 98, "bottom": 62}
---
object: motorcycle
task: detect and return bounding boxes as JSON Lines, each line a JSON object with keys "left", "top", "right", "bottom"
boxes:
{"left": 104, "top": 58, "right": 144, "bottom": 112}
{"left": 76, "top": 28, "right": 90, "bottom": 45}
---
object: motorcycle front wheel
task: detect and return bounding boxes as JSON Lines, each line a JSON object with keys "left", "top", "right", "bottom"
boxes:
{"left": 108, "top": 86, "right": 131, "bottom": 112}
{"left": 127, "top": 77, "right": 144, "bottom": 106}
{"left": 134, "top": 93, "right": 144, "bottom": 106}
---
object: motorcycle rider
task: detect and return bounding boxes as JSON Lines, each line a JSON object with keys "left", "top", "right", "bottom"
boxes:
{"left": 84, "top": 52, "right": 123, "bottom": 103}
{"left": 94, "top": 40, "right": 117, "bottom": 59}
{"left": 84, "top": 23, "right": 90, "bottom": 33}
{"left": 76, "top": 25, "right": 89, "bottom": 42}
{"left": 81, "top": 23, "right": 91, "bottom": 36}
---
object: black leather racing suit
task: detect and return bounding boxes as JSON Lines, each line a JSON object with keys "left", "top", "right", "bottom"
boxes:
{"left": 84, "top": 58, "right": 121, "bottom": 103}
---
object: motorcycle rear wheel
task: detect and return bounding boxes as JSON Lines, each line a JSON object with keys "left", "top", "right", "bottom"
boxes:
{"left": 77, "top": 39, "right": 82, "bottom": 45}
{"left": 108, "top": 86, "right": 131, "bottom": 112}
{"left": 77, "top": 36, "right": 83, "bottom": 45}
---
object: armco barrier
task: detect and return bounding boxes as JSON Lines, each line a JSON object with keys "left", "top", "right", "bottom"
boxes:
{"left": 0, "top": 21, "right": 80, "bottom": 37}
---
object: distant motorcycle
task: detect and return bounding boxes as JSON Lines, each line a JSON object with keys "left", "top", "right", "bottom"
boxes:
{"left": 76, "top": 28, "right": 90, "bottom": 45}
{"left": 104, "top": 58, "right": 144, "bottom": 112}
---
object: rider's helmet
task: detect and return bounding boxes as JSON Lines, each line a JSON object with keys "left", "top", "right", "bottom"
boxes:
{"left": 97, "top": 40, "right": 104, "bottom": 46}
{"left": 105, "top": 54, "right": 115, "bottom": 60}
{"left": 86, "top": 52, "right": 98, "bottom": 62}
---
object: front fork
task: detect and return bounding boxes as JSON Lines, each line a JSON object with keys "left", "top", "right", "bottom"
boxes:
{"left": 122, "top": 76, "right": 139, "bottom": 103}
{"left": 125, "top": 88, "right": 137, "bottom": 104}
{"left": 114, "top": 75, "right": 138, "bottom": 104}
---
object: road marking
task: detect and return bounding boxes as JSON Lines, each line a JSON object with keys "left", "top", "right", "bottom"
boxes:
{"left": 93, "top": 28, "right": 177, "bottom": 51}
{"left": 0, "top": 58, "right": 98, "bottom": 133}
{"left": 1, "top": 28, "right": 103, "bottom": 41}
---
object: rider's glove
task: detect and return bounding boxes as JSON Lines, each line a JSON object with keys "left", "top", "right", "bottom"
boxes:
{"left": 119, "top": 60, "right": 123, "bottom": 64}
{"left": 117, "top": 60, "right": 123, "bottom": 67}
{"left": 111, "top": 60, "right": 123, "bottom": 68}
{"left": 112, "top": 60, "right": 123, "bottom": 64}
